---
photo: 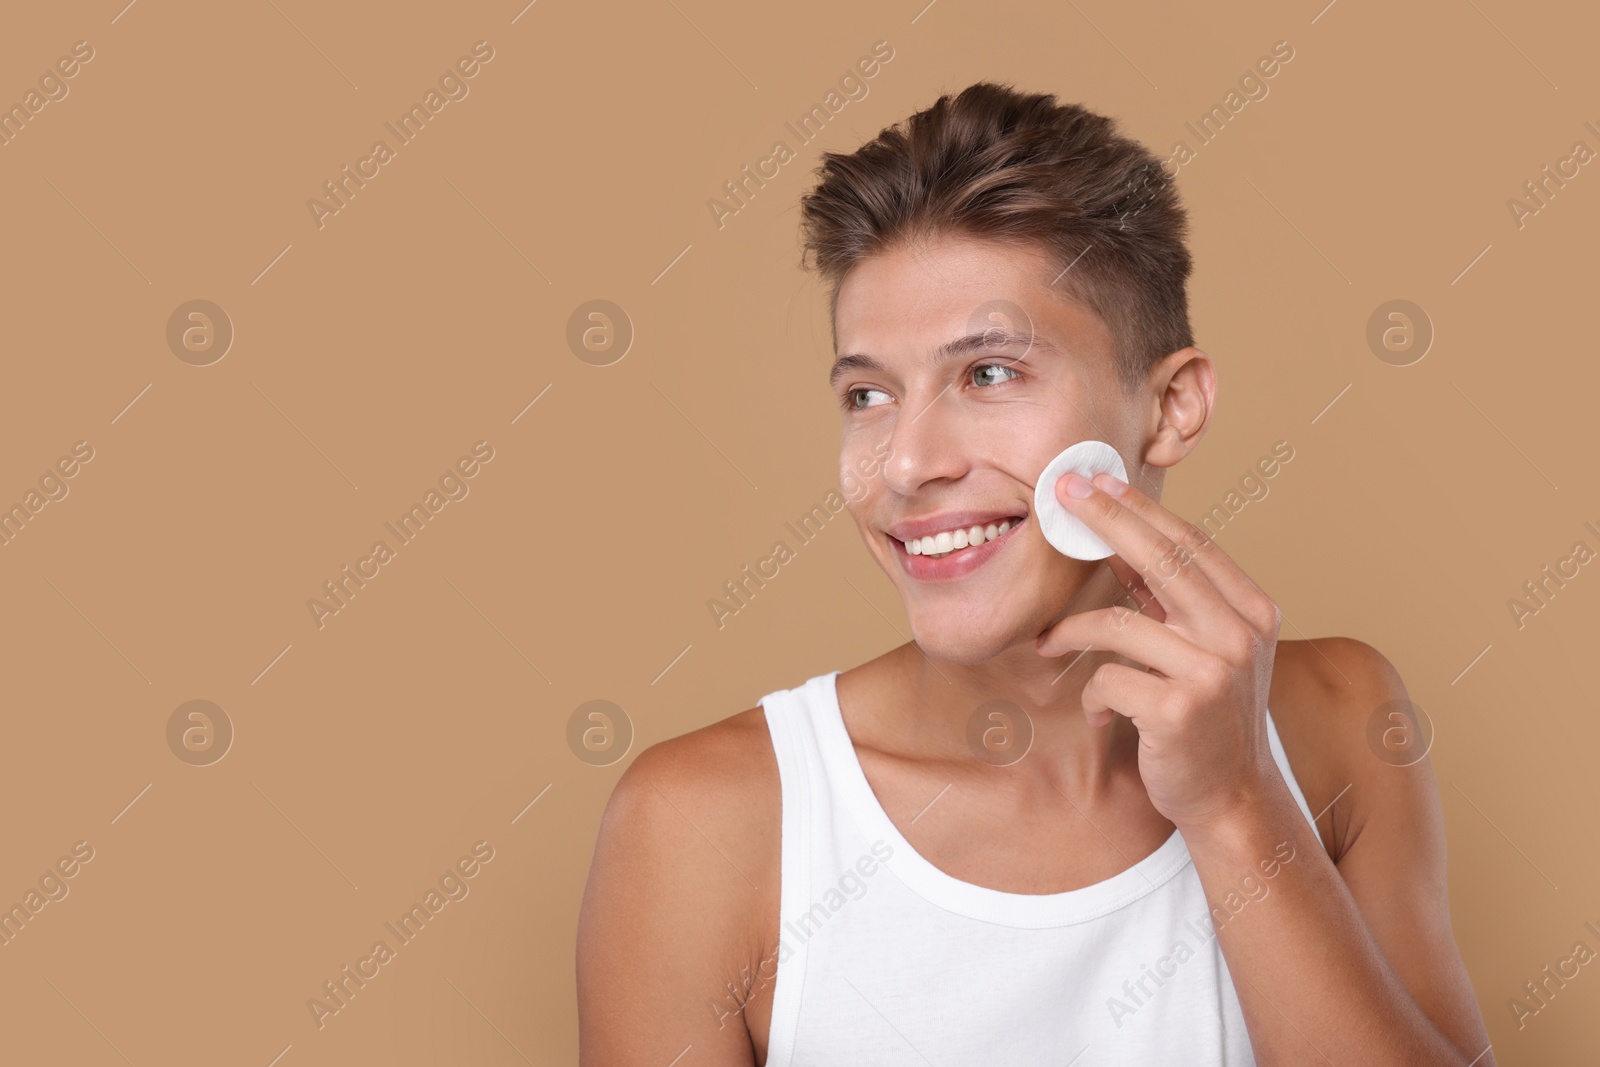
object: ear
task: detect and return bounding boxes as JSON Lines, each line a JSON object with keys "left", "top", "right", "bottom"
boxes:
{"left": 1141, "top": 347, "right": 1215, "bottom": 470}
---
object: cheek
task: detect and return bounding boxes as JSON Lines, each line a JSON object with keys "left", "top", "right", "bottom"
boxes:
{"left": 979, "top": 406, "right": 1067, "bottom": 477}
{"left": 1007, "top": 446, "right": 1060, "bottom": 507}
{"left": 846, "top": 499, "right": 883, "bottom": 555}
{"left": 838, "top": 440, "right": 887, "bottom": 502}
{"left": 839, "top": 461, "right": 865, "bottom": 503}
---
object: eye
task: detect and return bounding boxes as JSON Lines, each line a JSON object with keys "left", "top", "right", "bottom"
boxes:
{"left": 843, "top": 387, "right": 891, "bottom": 411}
{"left": 972, "top": 362, "right": 1022, "bottom": 388}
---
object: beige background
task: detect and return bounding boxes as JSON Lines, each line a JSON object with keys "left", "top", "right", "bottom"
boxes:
{"left": 1, "top": 0, "right": 1596, "bottom": 1063}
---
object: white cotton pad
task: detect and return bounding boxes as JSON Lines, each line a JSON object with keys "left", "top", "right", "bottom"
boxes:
{"left": 1032, "top": 440, "right": 1129, "bottom": 560}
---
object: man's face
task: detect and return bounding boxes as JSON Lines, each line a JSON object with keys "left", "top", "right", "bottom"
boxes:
{"left": 831, "top": 232, "right": 1147, "bottom": 665}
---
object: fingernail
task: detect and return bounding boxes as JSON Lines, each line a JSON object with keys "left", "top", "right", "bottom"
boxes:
{"left": 1065, "top": 472, "right": 1094, "bottom": 498}
{"left": 1097, "top": 473, "right": 1128, "bottom": 497}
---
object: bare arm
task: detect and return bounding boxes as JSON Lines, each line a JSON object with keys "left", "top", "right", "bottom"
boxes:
{"left": 1038, "top": 471, "right": 1496, "bottom": 1065}
{"left": 1183, "top": 638, "right": 1494, "bottom": 1065}
{"left": 576, "top": 725, "right": 775, "bottom": 1065}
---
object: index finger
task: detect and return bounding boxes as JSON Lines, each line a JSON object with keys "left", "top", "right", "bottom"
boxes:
{"left": 1052, "top": 470, "right": 1229, "bottom": 623}
{"left": 1078, "top": 470, "right": 1273, "bottom": 625}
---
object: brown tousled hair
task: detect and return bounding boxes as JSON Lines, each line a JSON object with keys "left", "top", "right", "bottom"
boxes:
{"left": 798, "top": 81, "right": 1195, "bottom": 393}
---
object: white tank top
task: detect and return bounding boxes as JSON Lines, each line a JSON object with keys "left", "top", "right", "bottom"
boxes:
{"left": 756, "top": 669, "right": 1322, "bottom": 1066}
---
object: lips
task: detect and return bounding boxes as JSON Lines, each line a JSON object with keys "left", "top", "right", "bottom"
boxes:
{"left": 886, "top": 510, "right": 1029, "bottom": 543}
{"left": 889, "top": 513, "right": 1029, "bottom": 581}
{"left": 906, "top": 518, "right": 1018, "bottom": 557}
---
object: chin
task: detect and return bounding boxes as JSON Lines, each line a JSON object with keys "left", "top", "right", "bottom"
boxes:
{"left": 904, "top": 615, "right": 1026, "bottom": 668}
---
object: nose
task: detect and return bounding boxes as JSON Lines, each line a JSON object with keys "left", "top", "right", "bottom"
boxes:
{"left": 881, "top": 385, "right": 971, "bottom": 496}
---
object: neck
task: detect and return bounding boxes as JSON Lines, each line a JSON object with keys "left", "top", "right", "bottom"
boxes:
{"left": 871, "top": 565, "right": 1145, "bottom": 802}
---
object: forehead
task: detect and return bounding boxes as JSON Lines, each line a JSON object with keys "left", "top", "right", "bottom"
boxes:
{"left": 832, "top": 233, "right": 1109, "bottom": 359}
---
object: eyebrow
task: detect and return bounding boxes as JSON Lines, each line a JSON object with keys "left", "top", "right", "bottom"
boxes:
{"left": 829, "top": 330, "right": 1054, "bottom": 388}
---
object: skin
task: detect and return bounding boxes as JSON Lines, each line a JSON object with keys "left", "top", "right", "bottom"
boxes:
{"left": 576, "top": 232, "right": 1496, "bottom": 1065}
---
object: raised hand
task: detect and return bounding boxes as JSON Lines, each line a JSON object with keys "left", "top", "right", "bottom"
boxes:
{"left": 1035, "top": 470, "right": 1284, "bottom": 834}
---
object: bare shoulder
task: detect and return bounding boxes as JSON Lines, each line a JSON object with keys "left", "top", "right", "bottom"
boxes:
{"left": 584, "top": 702, "right": 781, "bottom": 924}
{"left": 1269, "top": 635, "right": 1409, "bottom": 739}
{"left": 1268, "top": 636, "right": 1413, "bottom": 862}
{"left": 576, "top": 704, "right": 781, "bottom": 1064}
{"left": 601, "top": 705, "right": 782, "bottom": 853}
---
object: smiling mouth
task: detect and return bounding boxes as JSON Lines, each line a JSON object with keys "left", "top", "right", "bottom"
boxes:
{"left": 899, "top": 515, "right": 1028, "bottom": 559}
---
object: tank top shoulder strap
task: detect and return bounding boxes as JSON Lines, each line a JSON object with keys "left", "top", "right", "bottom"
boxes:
{"left": 756, "top": 672, "right": 841, "bottom": 1067}
{"left": 757, "top": 670, "right": 835, "bottom": 810}
{"left": 1264, "top": 706, "right": 1321, "bottom": 836}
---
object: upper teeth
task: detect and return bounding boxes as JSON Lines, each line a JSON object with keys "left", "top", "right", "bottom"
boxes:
{"left": 904, "top": 520, "right": 1017, "bottom": 557}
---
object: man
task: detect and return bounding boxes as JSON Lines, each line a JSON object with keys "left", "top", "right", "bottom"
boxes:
{"left": 577, "top": 82, "right": 1494, "bottom": 1065}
